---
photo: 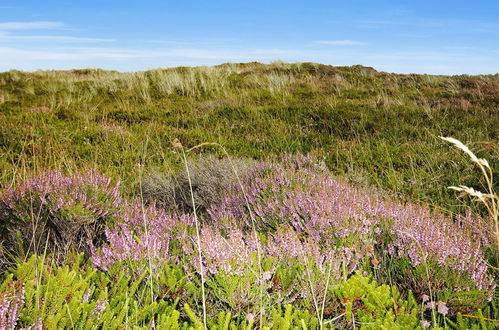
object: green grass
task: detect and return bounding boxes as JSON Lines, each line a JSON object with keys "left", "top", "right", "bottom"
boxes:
{"left": 0, "top": 62, "right": 497, "bottom": 213}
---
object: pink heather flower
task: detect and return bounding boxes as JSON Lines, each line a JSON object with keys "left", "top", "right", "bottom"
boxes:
{"left": 29, "top": 318, "right": 43, "bottom": 330}
{"left": 82, "top": 289, "right": 91, "bottom": 303}
{"left": 0, "top": 283, "right": 25, "bottom": 330}
{"left": 427, "top": 301, "right": 436, "bottom": 310}
{"left": 247, "top": 313, "right": 255, "bottom": 322}
{"left": 409, "top": 180, "right": 417, "bottom": 185}
{"left": 262, "top": 271, "right": 273, "bottom": 281}
{"left": 437, "top": 301, "right": 448, "bottom": 316}
{"left": 0, "top": 170, "right": 123, "bottom": 265}
{"left": 93, "top": 299, "right": 106, "bottom": 315}
{"left": 421, "top": 294, "right": 429, "bottom": 302}
{"left": 420, "top": 320, "right": 431, "bottom": 328}
{"left": 91, "top": 202, "right": 186, "bottom": 270}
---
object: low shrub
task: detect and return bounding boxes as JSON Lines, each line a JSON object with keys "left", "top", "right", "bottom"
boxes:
{"left": 0, "top": 171, "right": 122, "bottom": 268}
{"left": 1, "top": 255, "right": 182, "bottom": 329}
{"left": 0, "top": 256, "right": 425, "bottom": 329}
{"left": 141, "top": 155, "right": 257, "bottom": 213}
{"left": 333, "top": 274, "right": 420, "bottom": 329}
{"left": 0, "top": 152, "right": 495, "bottom": 328}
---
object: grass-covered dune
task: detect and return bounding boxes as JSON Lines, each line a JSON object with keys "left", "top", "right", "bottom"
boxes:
{"left": 0, "top": 62, "right": 497, "bottom": 209}
{"left": 0, "top": 62, "right": 497, "bottom": 328}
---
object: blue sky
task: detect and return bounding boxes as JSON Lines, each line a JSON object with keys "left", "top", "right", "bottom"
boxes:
{"left": 0, "top": 0, "right": 498, "bottom": 74}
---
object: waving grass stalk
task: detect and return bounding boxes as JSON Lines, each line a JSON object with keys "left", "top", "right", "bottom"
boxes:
{"left": 138, "top": 137, "right": 157, "bottom": 307}
{"left": 440, "top": 137, "right": 498, "bottom": 252}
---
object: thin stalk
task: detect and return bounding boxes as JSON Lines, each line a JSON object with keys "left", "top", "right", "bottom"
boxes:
{"left": 186, "top": 142, "right": 265, "bottom": 327}
{"left": 399, "top": 230, "right": 436, "bottom": 327}
{"left": 138, "top": 137, "right": 156, "bottom": 307}
{"left": 298, "top": 241, "right": 321, "bottom": 324}
{"left": 319, "top": 251, "right": 334, "bottom": 328}
{"left": 179, "top": 146, "right": 207, "bottom": 329}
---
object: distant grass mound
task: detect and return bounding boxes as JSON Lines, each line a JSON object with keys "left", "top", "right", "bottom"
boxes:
{"left": 0, "top": 62, "right": 497, "bottom": 212}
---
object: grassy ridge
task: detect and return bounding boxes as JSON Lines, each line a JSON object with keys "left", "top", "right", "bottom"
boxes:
{"left": 0, "top": 62, "right": 497, "bottom": 211}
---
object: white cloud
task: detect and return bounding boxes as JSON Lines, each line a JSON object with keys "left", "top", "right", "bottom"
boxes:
{"left": 314, "top": 40, "right": 364, "bottom": 45}
{"left": 0, "top": 35, "right": 114, "bottom": 42}
{"left": 0, "top": 21, "right": 65, "bottom": 31}
{"left": 0, "top": 21, "right": 113, "bottom": 44}
{"left": 146, "top": 40, "right": 193, "bottom": 45}
{"left": 0, "top": 45, "right": 497, "bottom": 75}
{"left": 355, "top": 19, "right": 499, "bottom": 33}
{"left": 365, "top": 51, "right": 490, "bottom": 63}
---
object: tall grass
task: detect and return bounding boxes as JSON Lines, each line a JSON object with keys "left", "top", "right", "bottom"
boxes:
{"left": 441, "top": 137, "right": 498, "bottom": 253}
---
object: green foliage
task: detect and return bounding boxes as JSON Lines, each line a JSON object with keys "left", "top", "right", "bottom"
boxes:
{"left": 4, "top": 255, "right": 181, "bottom": 328}
{"left": 184, "top": 303, "right": 319, "bottom": 329}
{"left": 375, "top": 252, "right": 491, "bottom": 315}
{"left": 205, "top": 254, "right": 277, "bottom": 317}
{"left": 264, "top": 304, "right": 319, "bottom": 330}
{"left": 445, "top": 298, "right": 499, "bottom": 330}
{"left": 1, "top": 255, "right": 498, "bottom": 329}
{"left": 333, "top": 273, "right": 420, "bottom": 329}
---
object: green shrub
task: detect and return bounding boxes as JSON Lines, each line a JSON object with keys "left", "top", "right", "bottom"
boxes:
{"left": 333, "top": 274, "right": 420, "bottom": 329}
{"left": 2, "top": 255, "right": 182, "bottom": 329}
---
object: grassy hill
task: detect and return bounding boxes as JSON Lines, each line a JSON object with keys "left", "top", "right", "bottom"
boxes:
{"left": 1, "top": 62, "right": 497, "bottom": 209}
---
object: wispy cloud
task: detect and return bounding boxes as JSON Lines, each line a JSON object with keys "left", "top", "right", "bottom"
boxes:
{"left": 314, "top": 40, "right": 364, "bottom": 46}
{"left": 0, "top": 43, "right": 497, "bottom": 75}
{"left": 355, "top": 19, "right": 499, "bottom": 33}
{"left": 0, "top": 35, "right": 114, "bottom": 43}
{"left": 0, "top": 21, "right": 65, "bottom": 31}
{"left": 146, "top": 40, "right": 193, "bottom": 45}
{"left": 365, "top": 50, "right": 491, "bottom": 62}
{"left": 0, "top": 21, "right": 113, "bottom": 44}
{"left": 0, "top": 46, "right": 349, "bottom": 68}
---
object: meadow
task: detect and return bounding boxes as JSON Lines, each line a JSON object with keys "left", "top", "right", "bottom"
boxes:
{"left": 0, "top": 62, "right": 497, "bottom": 328}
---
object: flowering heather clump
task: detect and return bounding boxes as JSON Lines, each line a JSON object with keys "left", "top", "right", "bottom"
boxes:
{"left": 208, "top": 155, "right": 381, "bottom": 242}
{"left": 189, "top": 226, "right": 260, "bottom": 276}
{"left": 0, "top": 170, "right": 122, "bottom": 266}
{"left": 181, "top": 224, "right": 357, "bottom": 309}
{"left": 92, "top": 203, "right": 192, "bottom": 270}
{"left": 420, "top": 320, "right": 431, "bottom": 328}
{"left": 183, "top": 225, "right": 316, "bottom": 277}
{"left": 0, "top": 282, "right": 24, "bottom": 329}
{"left": 79, "top": 154, "right": 494, "bottom": 314}
{"left": 384, "top": 200, "right": 495, "bottom": 294}
{"left": 208, "top": 155, "right": 495, "bottom": 298}
{"left": 265, "top": 225, "right": 362, "bottom": 280}
{"left": 437, "top": 301, "right": 449, "bottom": 315}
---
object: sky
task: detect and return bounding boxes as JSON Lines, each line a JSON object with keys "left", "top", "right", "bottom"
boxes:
{"left": 0, "top": 0, "right": 498, "bottom": 74}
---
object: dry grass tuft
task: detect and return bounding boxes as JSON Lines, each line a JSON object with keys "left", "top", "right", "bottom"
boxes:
{"left": 141, "top": 155, "right": 257, "bottom": 214}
